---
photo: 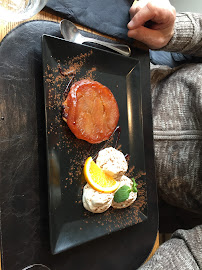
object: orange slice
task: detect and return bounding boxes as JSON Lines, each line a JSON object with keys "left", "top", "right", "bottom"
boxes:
{"left": 83, "top": 157, "right": 120, "bottom": 193}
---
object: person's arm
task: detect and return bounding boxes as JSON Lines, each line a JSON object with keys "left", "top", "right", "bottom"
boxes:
{"left": 127, "top": 0, "right": 202, "bottom": 57}
{"left": 163, "top": 13, "right": 202, "bottom": 56}
{"left": 138, "top": 225, "right": 202, "bottom": 270}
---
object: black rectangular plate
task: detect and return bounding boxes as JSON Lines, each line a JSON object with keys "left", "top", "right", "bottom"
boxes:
{"left": 42, "top": 35, "right": 147, "bottom": 254}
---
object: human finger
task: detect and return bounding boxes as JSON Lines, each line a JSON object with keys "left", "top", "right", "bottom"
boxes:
{"left": 127, "top": 26, "right": 173, "bottom": 49}
{"left": 128, "top": 4, "right": 155, "bottom": 29}
{"left": 128, "top": 3, "right": 164, "bottom": 30}
{"left": 128, "top": 1, "right": 175, "bottom": 30}
{"left": 129, "top": 0, "right": 149, "bottom": 18}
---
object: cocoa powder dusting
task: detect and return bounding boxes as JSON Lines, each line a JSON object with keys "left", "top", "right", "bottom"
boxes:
{"left": 83, "top": 171, "right": 147, "bottom": 232}
{"left": 44, "top": 50, "right": 147, "bottom": 233}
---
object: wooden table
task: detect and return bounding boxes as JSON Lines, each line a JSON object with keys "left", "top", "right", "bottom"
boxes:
{"left": 0, "top": 8, "right": 159, "bottom": 269}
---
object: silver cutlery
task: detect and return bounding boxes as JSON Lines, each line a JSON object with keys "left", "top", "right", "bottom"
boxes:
{"left": 60, "top": 19, "right": 131, "bottom": 57}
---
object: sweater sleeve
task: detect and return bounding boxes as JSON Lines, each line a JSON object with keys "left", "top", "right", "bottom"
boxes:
{"left": 138, "top": 225, "right": 202, "bottom": 270}
{"left": 162, "top": 13, "right": 202, "bottom": 57}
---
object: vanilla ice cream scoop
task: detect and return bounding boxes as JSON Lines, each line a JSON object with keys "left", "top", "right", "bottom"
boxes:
{"left": 112, "top": 175, "right": 137, "bottom": 209}
{"left": 82, "top": 184, "right": 114, "bottom": 213}
{"left": 96, "top": 147, "right": 128, "bottom": 180}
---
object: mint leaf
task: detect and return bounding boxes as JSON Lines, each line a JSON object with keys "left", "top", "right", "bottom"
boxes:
{"left": 114, "top": 185, "right": 131, "bottom": 203}
{"left": 132, "top": 178, "right": 138, "bottom": 193}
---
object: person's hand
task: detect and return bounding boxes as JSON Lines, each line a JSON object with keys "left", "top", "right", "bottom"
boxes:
{"left": 127, "top": 0, "right": 176, "bottom": 49}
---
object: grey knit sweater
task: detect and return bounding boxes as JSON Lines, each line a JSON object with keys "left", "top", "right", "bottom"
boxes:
{"left": 139, "top": 13, "right": 202, "bottom": 269}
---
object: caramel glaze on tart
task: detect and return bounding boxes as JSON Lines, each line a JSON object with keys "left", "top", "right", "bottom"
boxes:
{"left": 62, "top": 79, "right": 119, "bottom": 144}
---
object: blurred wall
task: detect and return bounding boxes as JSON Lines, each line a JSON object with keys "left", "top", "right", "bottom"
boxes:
{"left": 170, "top": 0, "right": 202, "bottom": 13}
